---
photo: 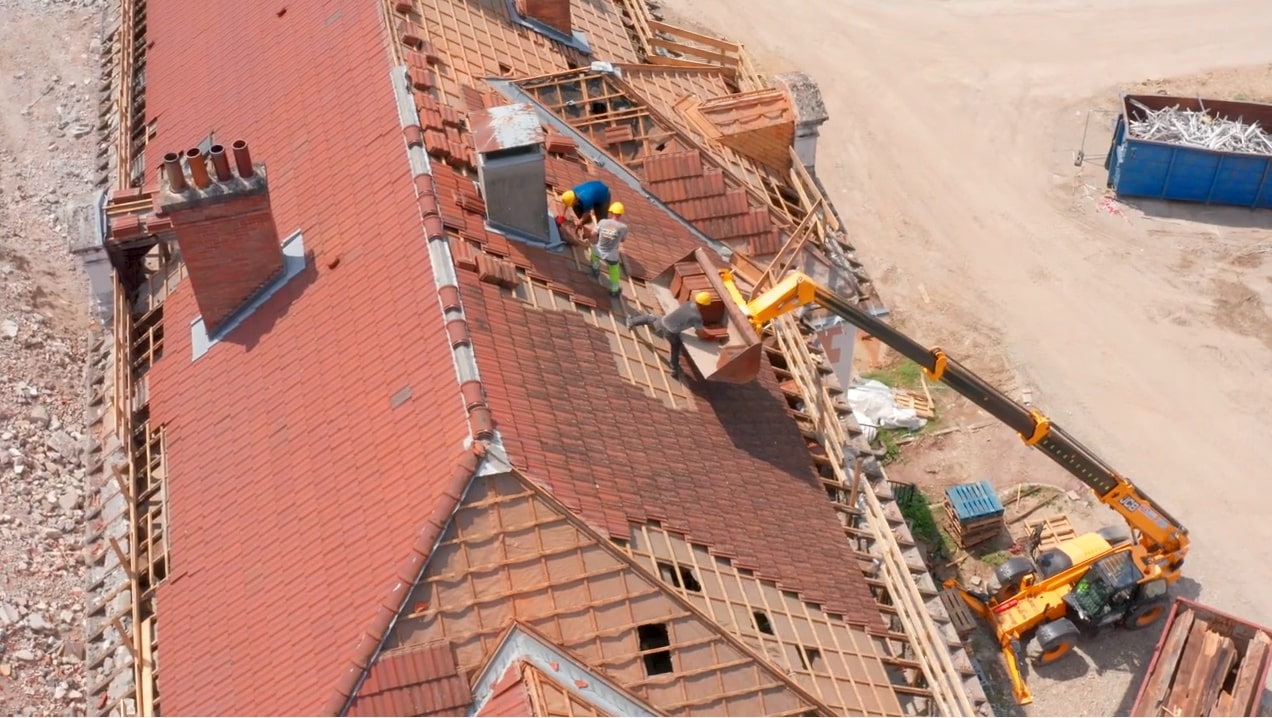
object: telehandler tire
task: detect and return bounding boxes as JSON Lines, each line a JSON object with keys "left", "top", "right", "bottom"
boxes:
{"left": 1123, "top": 601, "right": 1168, "bottom": 630}
{"left": 1035, "top": 618, "right": 1080, "bottom": 665}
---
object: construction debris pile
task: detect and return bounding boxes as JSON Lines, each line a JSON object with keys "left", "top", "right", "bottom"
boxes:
{"left": 1128, "top": 99, "right": 1272, "bottom": 155}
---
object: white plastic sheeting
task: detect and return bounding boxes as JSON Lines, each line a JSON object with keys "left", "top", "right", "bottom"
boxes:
{"left": 847, "top": 379, "right": 927, "bottom": 441}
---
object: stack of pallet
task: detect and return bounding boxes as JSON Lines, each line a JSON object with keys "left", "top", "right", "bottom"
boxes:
{"left": 943, "top": 481, "right": 1005, "bottom": 549}
{"left": 1135, "top": 603, "right": 1272, "bottom": 717}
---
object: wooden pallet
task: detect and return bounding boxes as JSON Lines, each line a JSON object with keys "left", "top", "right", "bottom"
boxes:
{"left": 938, "top": 588, "right": 979, "bottom": 638}
{"left": 893, "top": 390, "right": 935, "bottom": 419}
{"left": 1020, "top": 514, "right": 1078, "bottom": 552}
{"left": 944, "top": 500, "right": 1004, "bottom": 548}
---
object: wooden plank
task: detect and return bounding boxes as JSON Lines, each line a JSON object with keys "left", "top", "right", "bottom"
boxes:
{"left": 1224, "top": 631, "right": 1271, "bottom": 716}
{"left": 1175, "top": 629, "right": 1222, "bottom": 717}
{"left": 1196, "top": 635, "right": 1237, "bottom": 716}
{"left": 647, "top": 19, "right": 740, "bottom": 51}
{"left": 1137, "top": 608, "right": 1195, "bottom": 716}
{"left": 648, "top": 37, "right": 738, "bottom": 67}
{"left": 1164, "top": 617, "right": 1211, "bottom": 715}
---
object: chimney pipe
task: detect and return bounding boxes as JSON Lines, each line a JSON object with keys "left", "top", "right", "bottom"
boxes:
{"left": 163, "top": 152, "right": 188, "bottom": 192}
{"left": 232, "top": 140, "right": 255, "bottom": 178}
{"left": 186, "top": 147, "right": 212, "bottom": 189}
{"left": 209, "top": 144, "right": 233, "bottom": 182}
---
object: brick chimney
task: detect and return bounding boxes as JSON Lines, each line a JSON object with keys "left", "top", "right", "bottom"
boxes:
{"left": 522, "top": 0, "right": 572, "bottom": 36}
{"left": 157, "top": 140, "right": 284, "bottom": 333}
{"left": 772, "top": 72, "right": 830, "bottom": 172}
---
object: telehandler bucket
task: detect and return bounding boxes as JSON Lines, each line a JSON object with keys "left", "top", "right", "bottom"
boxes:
{"left": 648, "top": 249, "right": 764, "bottom": 383}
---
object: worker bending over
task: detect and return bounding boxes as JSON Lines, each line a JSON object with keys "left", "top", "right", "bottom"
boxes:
{"left": 625, "top": 292, "right": 712, "bottom": 379}
{"left": 590, "top": 202, "right": 627, "bottom": 297}
{"left": 560, "top": 180, "right": 611, "bottom": 228}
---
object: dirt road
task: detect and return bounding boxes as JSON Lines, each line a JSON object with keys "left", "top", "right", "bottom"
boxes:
{"left": 655, "top": 0, "right": 1272, "bottom": 713}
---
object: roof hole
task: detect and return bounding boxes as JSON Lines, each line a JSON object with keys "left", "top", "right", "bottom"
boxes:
{"left": 637, "top": 623, "right": 673, "bottom": 676}
{"left": 679, "top": 566, "right": 701, "bottom": 592}
{"left": 498, "top": 62, "right": 513, "bottom": 75}
{"left": 797, "top": 647, "right": 821, "bottom": 671}
{"left": 657, "top": 561, "right": 681, "bottom": 589}
{"left": 589, "top": 101, "right": 607, "bottom": 116}
{"left": 753, "top": 611, "right": 774, "bottom": 635}
{"left": 654, "top": 141, "right": 667, "bottom": 151}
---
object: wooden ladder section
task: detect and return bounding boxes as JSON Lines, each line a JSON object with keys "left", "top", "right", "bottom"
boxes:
{"left": 614, "top": 0, "right": 765, "bottom": 91}
{"left": 764, "top": 314, "right": 978, "bottom": 716}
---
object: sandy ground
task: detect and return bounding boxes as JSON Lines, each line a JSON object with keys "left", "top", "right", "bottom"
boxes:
{"left": 653, "top": 0, "right": 1272, "bottom": 714}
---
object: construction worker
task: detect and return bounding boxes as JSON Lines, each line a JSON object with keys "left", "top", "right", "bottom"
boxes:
{"left": 625, "top": 291, "right": 713, "bottom": 379}
{"left": 590, "top": 202, "right": 627, "bottom": 297}
{"left": 559, "top": 180, "right": 612, "bottom": 227}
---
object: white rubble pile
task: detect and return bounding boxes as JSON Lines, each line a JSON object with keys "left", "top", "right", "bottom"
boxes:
{"left": 1, "top": 1, "right": 109, "bottom": 716}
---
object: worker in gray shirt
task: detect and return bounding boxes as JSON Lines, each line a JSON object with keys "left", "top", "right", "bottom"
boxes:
{"left": 625, "top": 291, "right": 712, "bottom": 378}
{"left": 589, "top": 202, "right": 628, "bottom": 297}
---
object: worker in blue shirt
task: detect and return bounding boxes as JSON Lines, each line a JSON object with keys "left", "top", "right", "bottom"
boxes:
{"left": 560, "top": 180, "right": 612, "bottom": 226}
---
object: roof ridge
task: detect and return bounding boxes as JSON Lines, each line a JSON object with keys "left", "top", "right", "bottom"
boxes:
{"left": 508, "top": 468, "right": 839, "bottom": 715}
{"left": 324, "top": 442, "right": 489, "bottom": 716}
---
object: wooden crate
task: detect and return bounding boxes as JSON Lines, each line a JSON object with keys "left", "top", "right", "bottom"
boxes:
{"left": 1132, "top": 599, "right": 1272, "bottom": 717}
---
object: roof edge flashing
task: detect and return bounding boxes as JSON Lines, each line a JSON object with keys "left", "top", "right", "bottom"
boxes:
{"left": 468, "top": 625, "right": 656, "bottom": 718}
{"left": 503, "top": 0, "right": 593, "bottom": 55}
{"left": 189, "top": 229, "right": 306, "bottom": 361}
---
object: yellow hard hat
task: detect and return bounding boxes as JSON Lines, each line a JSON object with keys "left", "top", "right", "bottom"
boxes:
{"left": 561, "top": 190, "right": 577, "bottom": 206}
{"left": 694, "top": 291, "right": 712, "bottom": 306}
{"left": 609, "top": 202, "right": 625, "bottom": 216}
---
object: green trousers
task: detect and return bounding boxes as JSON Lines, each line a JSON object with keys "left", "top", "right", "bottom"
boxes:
{"left": 590, "top": 248, "right": 621, "bottom": 292}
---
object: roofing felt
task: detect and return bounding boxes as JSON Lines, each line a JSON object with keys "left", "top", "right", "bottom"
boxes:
{"left": 140, "top": 0, "right": 882, "bottom": 714}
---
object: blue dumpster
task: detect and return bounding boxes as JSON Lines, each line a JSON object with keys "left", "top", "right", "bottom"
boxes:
{"left": 1107, "top": 94, "right": 1272, "bottom": 208}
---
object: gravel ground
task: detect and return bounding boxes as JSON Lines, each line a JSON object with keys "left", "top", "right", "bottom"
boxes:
{"left": 0, "top": 0, "right": 106, "bottom": 715}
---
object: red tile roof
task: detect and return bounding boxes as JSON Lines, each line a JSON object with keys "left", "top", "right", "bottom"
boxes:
{"left": 348, "top": 643, "right": 470, "bottom": 717}
{"left": 139, "top": 0, "right": 882, "bottom": 714}
{"left": 475, "top": 664, "right": 534, "bottom": 717}
{"left": 142, "top": 3, "right": 474, "bottom": 715}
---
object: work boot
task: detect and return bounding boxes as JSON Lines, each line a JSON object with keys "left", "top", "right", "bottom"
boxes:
{"left": 609, "top": 288, "right": 621, "bottom": 298}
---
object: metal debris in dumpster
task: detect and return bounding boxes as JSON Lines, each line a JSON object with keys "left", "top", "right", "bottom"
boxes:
{"left": 1106, "top": 94, "right": 1272, "bottom": 208}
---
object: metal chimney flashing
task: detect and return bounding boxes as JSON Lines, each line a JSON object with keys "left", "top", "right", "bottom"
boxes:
{"left": 189, "top": 229, "right": 307, "bottom": 361}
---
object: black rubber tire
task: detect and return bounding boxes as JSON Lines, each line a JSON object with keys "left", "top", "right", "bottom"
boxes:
{"left": 1035, "top": 618, "right": 1080, "bottom": 665}
{"left": 994, "top": 556, "right": 1035, "bottom": 595}
{"left": 1096, "top": 525, "right": 1132, "bottom": 546}
{"left": 1123, "top": 601, "right": 1168, "bottom": 630}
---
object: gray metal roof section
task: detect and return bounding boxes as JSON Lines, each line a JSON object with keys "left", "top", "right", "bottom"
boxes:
{"left": 471, "top": 103, "right": 546, "bottom": 155}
